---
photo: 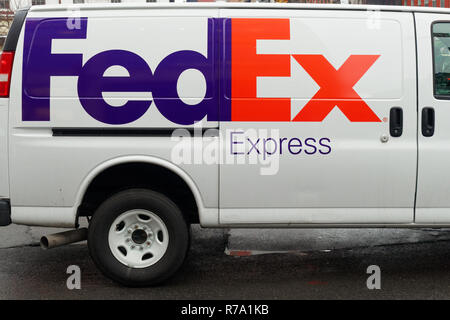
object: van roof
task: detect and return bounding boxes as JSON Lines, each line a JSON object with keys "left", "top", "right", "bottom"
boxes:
{"left": 26, "top": 2, "right": 450, "bottom": 15}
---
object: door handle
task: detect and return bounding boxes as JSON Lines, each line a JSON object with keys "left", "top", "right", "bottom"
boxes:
{"left": 390, "top": 107, "right": 403, "bottom": 137}
{"left": 422, "top": 107, "right": 435, "bottom": 137}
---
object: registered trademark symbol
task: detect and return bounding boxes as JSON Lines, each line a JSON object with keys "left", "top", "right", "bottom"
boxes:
{"left": 382, "top": 117, "right": 388, "bottom": 122}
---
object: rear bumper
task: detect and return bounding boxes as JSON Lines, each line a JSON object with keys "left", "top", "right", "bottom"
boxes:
{"left": 0, "top": 199, "right": 11, "bottom": 226}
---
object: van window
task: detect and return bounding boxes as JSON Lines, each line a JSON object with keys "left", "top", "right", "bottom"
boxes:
{"left": 433, "top": 23, "right": 450, "bottom": 98}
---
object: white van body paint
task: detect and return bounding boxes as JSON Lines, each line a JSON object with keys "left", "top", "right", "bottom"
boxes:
{"left": 4, "top": 3, "right": 450, "bottom": 228}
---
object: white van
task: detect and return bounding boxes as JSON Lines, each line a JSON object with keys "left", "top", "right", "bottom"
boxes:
{"left": 0, "top": 2, "right": 449, "bottom": 285}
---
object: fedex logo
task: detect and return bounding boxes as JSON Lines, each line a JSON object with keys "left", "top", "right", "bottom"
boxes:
{"left": 22, "top": 18, "right": 381, "bottom": 125}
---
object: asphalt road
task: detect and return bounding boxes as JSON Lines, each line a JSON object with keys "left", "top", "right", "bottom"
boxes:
{"left": 0, "top": 225, "right": 450, "bottom": 299}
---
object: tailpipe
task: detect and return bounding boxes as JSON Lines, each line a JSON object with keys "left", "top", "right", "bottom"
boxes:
{"left": 40, "top": 228, "right": 88, "bottom": 249}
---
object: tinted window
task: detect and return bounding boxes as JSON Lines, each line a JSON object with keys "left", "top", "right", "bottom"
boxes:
{"left": 433, "top": 23, "right": 450, "bottom": 97}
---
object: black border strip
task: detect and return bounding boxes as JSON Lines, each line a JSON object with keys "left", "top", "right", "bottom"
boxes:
{"left": 52, "top": 127, "right": 219, "bottom": 137}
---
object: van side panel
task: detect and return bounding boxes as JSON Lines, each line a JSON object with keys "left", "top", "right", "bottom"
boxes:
{"left": 415, "top": 13, "right": 450, "bottom": 224}
{"left": 0, "top": 9, "right": 28, "bottom": 199}
{"left": 7, "top": 7, "right": 420, "bottom": 227}
{"left": 219, "top": 9, "right": 418, "bottom": 224}
{"left": 0, "top": 99, "right": 8, "bottom": 199}
{"left": 9, "top": 9, "right": 220, "bottom": 227}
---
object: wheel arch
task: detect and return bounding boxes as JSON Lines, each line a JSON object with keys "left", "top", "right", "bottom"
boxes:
{"left": 74, "top": 155, "right": 214, "bottom": 226}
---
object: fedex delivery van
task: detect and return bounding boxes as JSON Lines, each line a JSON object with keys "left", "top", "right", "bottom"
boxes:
{"left": 0, "top": 2, "right": 449, "bottom": 286}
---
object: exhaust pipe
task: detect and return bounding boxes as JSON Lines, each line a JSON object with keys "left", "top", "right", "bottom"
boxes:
{"left": 40, "top": 228, "right": 88, "bottom": 249}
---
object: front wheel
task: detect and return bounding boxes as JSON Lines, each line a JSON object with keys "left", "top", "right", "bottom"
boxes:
{"left": 88, "top": 189, "right": 189, "bottom": 286}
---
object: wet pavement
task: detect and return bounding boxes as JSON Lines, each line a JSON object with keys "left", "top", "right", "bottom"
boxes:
{"left": 0, "top": 224, "right": 449, "bottom": 299}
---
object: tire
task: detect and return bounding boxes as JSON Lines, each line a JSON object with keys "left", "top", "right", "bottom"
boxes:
{"left": 88, "top": 188, "right": 189, "bottom": 287}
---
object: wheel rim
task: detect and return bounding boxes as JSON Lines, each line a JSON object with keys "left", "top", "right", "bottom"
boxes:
{"left": 108, "top": 209, "right": 169, "bottom": 268}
